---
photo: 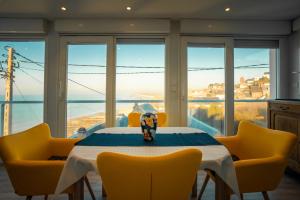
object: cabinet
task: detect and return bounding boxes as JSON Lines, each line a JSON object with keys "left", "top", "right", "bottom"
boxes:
{"left": 268, "top": 100, "right": 300, "bottom": 173}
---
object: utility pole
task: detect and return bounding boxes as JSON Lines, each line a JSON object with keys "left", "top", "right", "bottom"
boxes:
{"left": 3, "top": 47, "right": 13, "bottom": 136}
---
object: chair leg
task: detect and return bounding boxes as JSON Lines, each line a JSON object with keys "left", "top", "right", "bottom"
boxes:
{"left": 102, "top": 184, "right": 107, "bottom": 197}
{"left": 198, "top": 174, "right": 210, "bottom": 200}
{"left": 25, "top": 196, "right": 32, "bottom": 200}
{"left": 240, "top": 193, "right": 244, "bottom": 200}
{"left": 68, "top": 193, "right": 73, "bottom": 200}
{"left": 262, "top": 191, "right": 270, "bottom": 200}
{"left": 192, "top": 175, "right": 198, "bottom": 197}
{"left": 44, "top": 195, "right": 48, "bottom": 200}
{"left": 84, "top": 176, "right": 96, "bottom": 200}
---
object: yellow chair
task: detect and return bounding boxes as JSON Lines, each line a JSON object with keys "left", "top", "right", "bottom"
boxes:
{"left": 157, "top": 112, "right": 167, "bottom": 127}
{"left": 0, "top": 123, "right": 81, "bottom": 200}
{"left": 97, "top": 149, "right": 202, "bottom": 200}
{"left": 198, "top": 120, "right": 297, "bottom": 200}
{"left": 128, "top": 112, "right": 167, "bottom": 127}
{"left": 128, "top": 112, "right": 141, "bottom": 127}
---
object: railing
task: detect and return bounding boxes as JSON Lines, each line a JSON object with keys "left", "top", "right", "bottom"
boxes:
{"left": 0, "top": 100, "right": 43, "bottom": 136}
{"left": 0, "top": 99, "right": 269, "bottom": 135}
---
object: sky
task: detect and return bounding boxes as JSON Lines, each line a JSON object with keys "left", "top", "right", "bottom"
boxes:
{"left": 0, "top": 41, "right": 45, "bottom": 100}
{"left": 0, "top": 41, "right": 271, "bottom": 101}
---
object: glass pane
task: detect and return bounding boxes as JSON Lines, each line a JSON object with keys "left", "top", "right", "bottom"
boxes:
{"left": 67, "top": 44, "right": 106, "bottom": 137}
{"left": 115, "top": 43, "right": 165, "bottom": 126}
{"left": 0, "top": 41, "right": 45, "bottom": 135}
{"left": 187, "top": 46, "right": 225, "bottom": 135}
{"left": 234, "top": 48, "right": 276, "bottom": 132}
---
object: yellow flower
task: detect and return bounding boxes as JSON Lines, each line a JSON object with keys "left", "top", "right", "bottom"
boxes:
{"left": 146, "top": 119, "right": 153, "bottom": 127}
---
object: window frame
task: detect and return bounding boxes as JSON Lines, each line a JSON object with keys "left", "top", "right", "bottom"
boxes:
{"left": 58, "top": 35, "right": 169, "bottom": 136}
{"left": 180, "top": 37, "right": 234, "bottom": 135}
{"left": 232, "top": 39, "right": 280, "bottom": 132}
{"left": 0, "top": 36, "right": 47, "bottom": 135}
{"left": 233, "top": 39, "right": 279, "bottom": 100}
{"left": 58, "top": 36, "right": 115, "bottom": 136}
{"left": 114, "top": 37, "right": 168, "bottom": 126}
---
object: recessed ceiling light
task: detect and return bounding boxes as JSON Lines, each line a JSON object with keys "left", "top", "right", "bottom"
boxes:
{"left": 126, "top": 6, "right": 132, "bottom": 11}
{"left": 225, "top": 7, "right": 231, "bottom": 12}
{"left": 61, "top": 6, "right": 67, "bottom": 11}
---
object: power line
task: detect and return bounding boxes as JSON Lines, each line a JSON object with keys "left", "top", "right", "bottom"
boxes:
{"left": 17, "top": 68, "right": 43, "bottom": 84}
{"left": 68, "top": 79, "right": 105, "bottom": 96}
{"left": 19, "top": 59, "right": 269, "bottom": 70}
{"left": 19, "top": 60, "right": 164, "bottom": 69}
{"left": 17, "top": 64, "right": 269, "bottom": 75}
{"left": 14, "top": 52, "right": 44, "bottom": 68}
{"left": 11, "top": 49, "right": 270, "bottom": 97}
{"left": 18, "top": 66, "right": 44, "bottom": 71}
{"left": 18, "top": 67, "right": 105, "bottom": 96}
{"left": 14, "top": 51, "right": 106, "bottom": 95}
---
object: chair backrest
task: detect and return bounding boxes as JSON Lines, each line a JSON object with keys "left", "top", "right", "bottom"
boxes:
{"left": 97, "top": 149, "right": 202, "bottom": 200}
{"left": 0, "top": 123, "right": 51, "bottom": 162}
{"left": 157, "top": 112, "right": 167, "bottom": 127}
{"left": 236, "top": 121, "right": 297, "bottom": 159}
{"left": 128, "top": 112, "right": 141, "bottom": 127}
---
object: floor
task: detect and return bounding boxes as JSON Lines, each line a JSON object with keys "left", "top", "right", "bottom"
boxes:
{"left": 1, "top": 164, "right": 300, "bottom": 200}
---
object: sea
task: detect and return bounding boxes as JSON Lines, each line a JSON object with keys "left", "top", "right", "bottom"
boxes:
{"left": 0, "top": 95, "right": 109, "bottom": 134}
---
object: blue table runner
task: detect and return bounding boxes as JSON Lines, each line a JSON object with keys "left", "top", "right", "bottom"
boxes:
{"left": 75, "top": 133, "right": 221, "bottom": 146}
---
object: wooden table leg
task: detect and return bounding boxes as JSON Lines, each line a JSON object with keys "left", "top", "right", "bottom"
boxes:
{"left": 73, "top": 178, "right": 84, "bottom": 200}
{"left": 215, "top": 174, "right": 230, "bottom": 200}
{"left": 192, "top": 174, "right": 198, "bottom": 197}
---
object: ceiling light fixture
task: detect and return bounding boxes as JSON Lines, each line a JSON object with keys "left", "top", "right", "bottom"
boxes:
{"left": 225, "top": 7, "right": 231, "bottom": 12}
{"left": 126, "top": 6, "right": 132, "bottom": 11}
{"left": 61, "top": 6, "right": 67, "bottom": 11}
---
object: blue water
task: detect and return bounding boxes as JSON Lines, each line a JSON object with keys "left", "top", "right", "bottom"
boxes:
{"left": 0, "top": 95, "right": 108, "bottom": 134}
{"left": 0, "top": 95, "right": 142, "bottom": 134}
{"left": 0, "top": 95, "right": 219, "bottom": 136}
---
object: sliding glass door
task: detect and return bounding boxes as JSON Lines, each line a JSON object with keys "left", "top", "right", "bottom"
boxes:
{"left": 59, "top": 37, "right": 114, "bottom": 137}
{"left": 187, "top": 45, "right": 225, "bottom": 135}
{"left": 233, "top": 41, "right": 278, "bottom": 132}
{"left": 115, "top": 39, "right": 165, "bottom": 127}
{"left": 181, "top": 37, "right": 234, "bottom": 135}
{"left": 182, "top": 37, "right": 278, "bottom": 135}
{"left": 66, "top": 44, "right": 107, "bottom": 137}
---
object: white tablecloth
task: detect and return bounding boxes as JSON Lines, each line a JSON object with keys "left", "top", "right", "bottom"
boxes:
{"left": 54, "top": 127, "right": 240, "bottom": 198}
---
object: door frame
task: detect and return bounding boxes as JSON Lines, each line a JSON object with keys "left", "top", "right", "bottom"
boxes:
{"left": 180, "top": 37, "right": 234, "bottom": 135}
{"left": 58, "top": 36, "right": 115, "bottom": 137}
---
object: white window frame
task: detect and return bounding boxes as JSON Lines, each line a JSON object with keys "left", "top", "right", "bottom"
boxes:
{"left": 58, "top": 35, "right": 169, "bottom": 136}
{"left": 0, "top": 36, "right": 47, "bottom": 135}
{"left": 180, "top": 37, "right": 234, "bottom": 135}
{"left": 114, "top": 36, "right": 169, "bottom": 126}
{"left": 234, "top": 39, "right": 279, "bottom": 99}
{"left": 58, "top": 36, "right": 115, "bottom": 137}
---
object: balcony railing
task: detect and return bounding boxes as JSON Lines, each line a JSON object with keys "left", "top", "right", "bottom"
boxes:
{"left": 0, "top": 99, "right": 269, "bottom": 136}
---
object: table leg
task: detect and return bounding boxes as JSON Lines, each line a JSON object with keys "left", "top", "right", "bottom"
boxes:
{"left": 215, "top": 174, "right": 230, "bottom": 200}
{"left": 192, "top": 175, "right": 198, "bottom": 197}
{"left": 73, "top": 178, "right": 84, "bottom": 200}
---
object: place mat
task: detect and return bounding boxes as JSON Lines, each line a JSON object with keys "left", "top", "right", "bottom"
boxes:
{"left": 75, "top": 133, "right": 221, "bottom": 146}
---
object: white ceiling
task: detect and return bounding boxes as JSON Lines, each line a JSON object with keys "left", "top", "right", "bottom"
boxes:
{"left": 0, "top": 0, "right": 300, "bottom": 20}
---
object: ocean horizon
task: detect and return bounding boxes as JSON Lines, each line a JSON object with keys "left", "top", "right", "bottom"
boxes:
{"left": 0, "top": 95, "right": 108, "bottom": 134}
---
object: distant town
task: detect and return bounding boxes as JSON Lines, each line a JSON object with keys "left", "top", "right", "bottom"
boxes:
{"left": 189, "top": 72, "right": 270, "bottom": 100}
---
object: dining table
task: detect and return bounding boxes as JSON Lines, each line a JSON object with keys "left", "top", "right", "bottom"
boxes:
{"left": 54, "top": 127, "right": 240, "bottom": 200}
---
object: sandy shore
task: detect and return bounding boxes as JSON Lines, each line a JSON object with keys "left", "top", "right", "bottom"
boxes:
{"left": 67, "top": 112, "right": 105, "bottom": 137}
